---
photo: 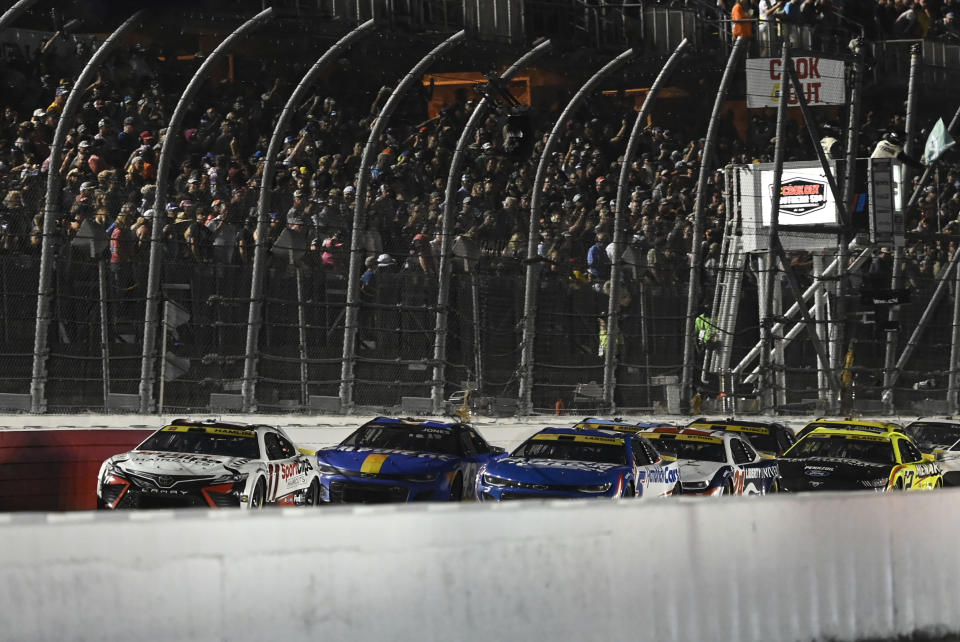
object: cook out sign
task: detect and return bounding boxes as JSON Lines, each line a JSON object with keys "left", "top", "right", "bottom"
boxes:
{"left": 746, "top": 57, "right": 846, "bottom": 109}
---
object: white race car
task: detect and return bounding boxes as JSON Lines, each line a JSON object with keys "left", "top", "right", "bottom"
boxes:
{"left": 904, "top": 419, "right": 960, "bottom": 486}
{"left": 97, "top": 419, "right": 320, "bottom": 509}
{"left": 637, "top": 426, "right": 781, "bottom": 496}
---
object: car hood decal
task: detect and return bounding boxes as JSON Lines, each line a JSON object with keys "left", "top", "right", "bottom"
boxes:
{"left": 778, "top": 457, "right": 892, "bottom": 479}
{"left": 317, "top": 447, "right": 455, "bottom": 475}
{"left": 676, "top": 459, "right": 725, "bottom": 482}
{"left": 114, "top": 451, "right": 247, "bottom": 476}
{"left": 484, "top": 457, "right": 624, "bottom": 485}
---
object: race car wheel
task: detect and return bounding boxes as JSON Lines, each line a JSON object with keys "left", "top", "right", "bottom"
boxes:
{"left": 769, "top": 479, "right": 780, "bottom": 494}
{"left": 250, "top": 478, "right": 267, "bottom": 509}
{"left": 723, "top": 478, "right": 735, "bottom": 496}
{"left": 449, "top": 473, "right": 464, "bottom": 501}
{"left": 625, "top": 482, "right": 636, "bottom": 498}
{"left": 936, "top": 477, "right": 944, "bottom": 489}
{"left": 894, "top": 477, "right": 906, "bottom": 491}
{"left": 304, "top": 479, "right": 320, "bottom": 507}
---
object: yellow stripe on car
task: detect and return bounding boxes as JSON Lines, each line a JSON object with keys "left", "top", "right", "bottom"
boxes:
{"left": 360, "top": 453, "right": 389, "bottom": 474}
{"left": 533, "top": 434, "right": 624, "bottom": 445}
{"left": 162, "top": 425, "right": 255, "bottom": 438}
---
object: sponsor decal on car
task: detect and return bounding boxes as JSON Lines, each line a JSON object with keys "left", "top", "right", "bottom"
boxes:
{"left": 162, "top": 426, "right": 256, "bottom": 438}
{"left": 745, "top": 464, "right": 780, "bottom": 479}
{"left": 645, "top": 467, "right": 680, "bottom": 484}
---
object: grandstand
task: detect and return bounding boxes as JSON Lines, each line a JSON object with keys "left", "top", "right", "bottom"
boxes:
{"left": 0, "top": 0, "right": 957, "bottom": 416}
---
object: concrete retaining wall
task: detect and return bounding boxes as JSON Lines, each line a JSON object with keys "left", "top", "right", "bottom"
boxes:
{"left": 1, "top": 490, "right": 958, "bottom": 642}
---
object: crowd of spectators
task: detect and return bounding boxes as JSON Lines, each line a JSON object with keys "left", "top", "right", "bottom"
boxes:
{"left": 0, "top": 18, "right": 957, "bottom": 321}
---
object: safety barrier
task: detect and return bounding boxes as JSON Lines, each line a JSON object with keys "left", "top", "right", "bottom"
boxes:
{"left": 1, "top": 488, "right": 958, "bottom": 641}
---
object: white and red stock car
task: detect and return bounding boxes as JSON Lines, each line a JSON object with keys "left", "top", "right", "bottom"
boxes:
{"left": 97, "top": 419, "right": 320, "bottom": 509}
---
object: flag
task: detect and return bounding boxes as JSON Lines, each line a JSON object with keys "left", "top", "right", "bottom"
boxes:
{"left": 922, "top": 118, "right": 956, "bottom": 165}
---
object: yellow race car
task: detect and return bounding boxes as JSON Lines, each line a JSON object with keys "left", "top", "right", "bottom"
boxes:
{"left": 777, "top": 423, "right": 942, "bottom": 492}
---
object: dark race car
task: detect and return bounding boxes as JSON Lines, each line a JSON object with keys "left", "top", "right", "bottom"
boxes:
{"left": 476, "top": 426, "right": 679, "bottom": 501}
{"left": 687, "top": 418, "right": 796, "bottom": 458}
{"left": 315, "top": 417, "right": 503, "bottom": 503}
{"left": 778, "top": 425, "right": 942, "bottom": 492}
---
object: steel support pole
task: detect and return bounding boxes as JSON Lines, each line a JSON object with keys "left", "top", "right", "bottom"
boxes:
{"left": 431, "top": 38, "right": 551, "bottom": 415}
{"left": 241, "top": 19, "right": 375, "bottom": 412}
{"left": 604, "top": 38, "right": 689, "bottom": 413}
{"left": 30, "top": 11, "right": 144, "bottom": 414}
{"left": 759, "top": 42, "right": 790, "bottom": 414}
{"left": 340, "top": 31, "right": 466, "bottom": 412}
{"left": 835, "top": 51, "right": 864, "bottom": 413}
{"left": 139, "top": 8, "right": 273, "bottom": 414}
{"left": 949, "top": 262, "right": 960, "bottom": 414}
{"left": 0, "top": 0, "right": 39, "bottom": 30}
{"left": 519, "top": 47, "right": 635, "bottom": 416}
{"left": 98, "top": 258, "right": 110, "bottom": 412}
{"left": 680, "top": 37, "right": 747, "bottom": 410}
{"left": 886, "top": 249, "right": 960, "bottom": 395}
{"left": 296, "top": 266, "right": 309, "bottom": 407}
{"left": 813, "top": 253, "right": 828, "bottom": 406}
{"left": 903, "top": 43, "right": 921, "bottom": 201}
{"left": 881, "top": 44, "right": 919, "bottom": 412}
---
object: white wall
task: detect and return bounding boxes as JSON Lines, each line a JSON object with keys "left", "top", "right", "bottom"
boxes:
{"left": 2, "top": 489, "right": 959, "bottom": 642}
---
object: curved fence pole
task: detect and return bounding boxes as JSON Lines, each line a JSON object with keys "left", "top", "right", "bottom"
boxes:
{"left": 430, "top": 38, "right": 552, "bottom": 415}
{"left": 679, "top": 36, "right": 747, "bottom": 413}
{"left": 339, "top": 30, "right": 467, "bottom": 413}
{"left": 518, "top": 48, "right": 635, "bottom": 416}
{"left": 241, "top": 19, "right": 376, "bottom": 413}
{"left": 139, "top": 8, "right": 274, "bottom": 414}
{"left": 0, "top": 0, "right": 39, "bottom": 30}
{"left": 604, "top": 38, "right": 689, "bottom": 413}
{"left": 30, "top": 11, "right": 145, "bottom": 414}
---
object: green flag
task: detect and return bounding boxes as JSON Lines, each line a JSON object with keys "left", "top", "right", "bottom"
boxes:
{"left": 922, "top": 118, "right": 956, "bottom": 165}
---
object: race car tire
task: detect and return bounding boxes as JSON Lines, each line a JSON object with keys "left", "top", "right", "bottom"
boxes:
{"left": 894, "top": 477, "right": 905, "bottom": 491}
{"left": 305, "top": 479, "right": 320, "bottom": 506}
{"left": 769, "top": 479, "right": 780, "bottom": 494}
{"left": 935, "top": 477, "right": 944, "bottom": 489}
{"left": 625, "top": 482, "right": 636, "bottom": 498}
{"left": 449, "top": 473, "right": 464, "bottom": 501}
{"left": 723, "top": 478, "right": 735, "bottom": 496}
{"left": 250, "top": 478, "right": 267, "bottom": 509}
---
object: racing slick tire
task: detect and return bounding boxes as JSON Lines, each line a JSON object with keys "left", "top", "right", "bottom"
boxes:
{"left": 250, "top": 477, "right": 267, "bottom": 508}
{"left": 723, "top": 478, "right": 735, "bottom": 496}
{"left": 449, "top": 473, "right": 464, "bottom": 501}
{"left": 894, "top": 477, "right": 906, "bottom": 491}
{"left": 305, "top": 479, "right": 320, "bottom": 506}
{"left": 625, "top": 482, "right": 636, "bottom": 499}
{"left": 935, "top": 477, "right": 943, "bottom": 490}
{"left": 768, "top": 479, "right": 780, "bottom": 494}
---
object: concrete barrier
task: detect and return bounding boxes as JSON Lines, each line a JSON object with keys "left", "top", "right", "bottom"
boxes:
{"left": 1, "top": 490, "right": 958, "bottom": 642}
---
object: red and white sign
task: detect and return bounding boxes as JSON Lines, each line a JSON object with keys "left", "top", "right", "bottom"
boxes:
{"left": 746, "top": 57, "right": 845, "bottom": 109}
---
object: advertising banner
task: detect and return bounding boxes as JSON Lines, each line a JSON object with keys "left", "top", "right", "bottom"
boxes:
{"left": 746, "top": 57, "right": 846, "bottom": 108}
{"left": 759, "top": 166, "right": 839, "bottom": 227}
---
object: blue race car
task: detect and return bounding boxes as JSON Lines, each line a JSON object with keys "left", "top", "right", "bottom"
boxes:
{"left": 315, "top": 417, "right": 504, "bottom": 503}
{"left": 476, "top": 426, "right": 678, "bottom": 501}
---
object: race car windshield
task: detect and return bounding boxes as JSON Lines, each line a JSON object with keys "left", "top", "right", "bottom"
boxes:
{"left": 905, "top": 422, "right": 960, "bottom": 449}
{"left": 137, "top": 430, "right": 260, "bottom": 459}
{"left": 511, "top": 439, "right": 627, "bottom": 465}
{"left": 728, "top": 431, "right": 779, "bottom": 453}
{"left": 344, "top": 424, "right": 461, "bottom": 455}
{"left": 784, "top": 436, "right": 895, "bottom": 464}
{"left": 656, "top": 436, "right": 726, "bottom": 462}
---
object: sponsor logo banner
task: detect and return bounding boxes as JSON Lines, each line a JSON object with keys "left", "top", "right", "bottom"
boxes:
{"left": 746, "top": 57, "right": 846, "bottom": 109}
